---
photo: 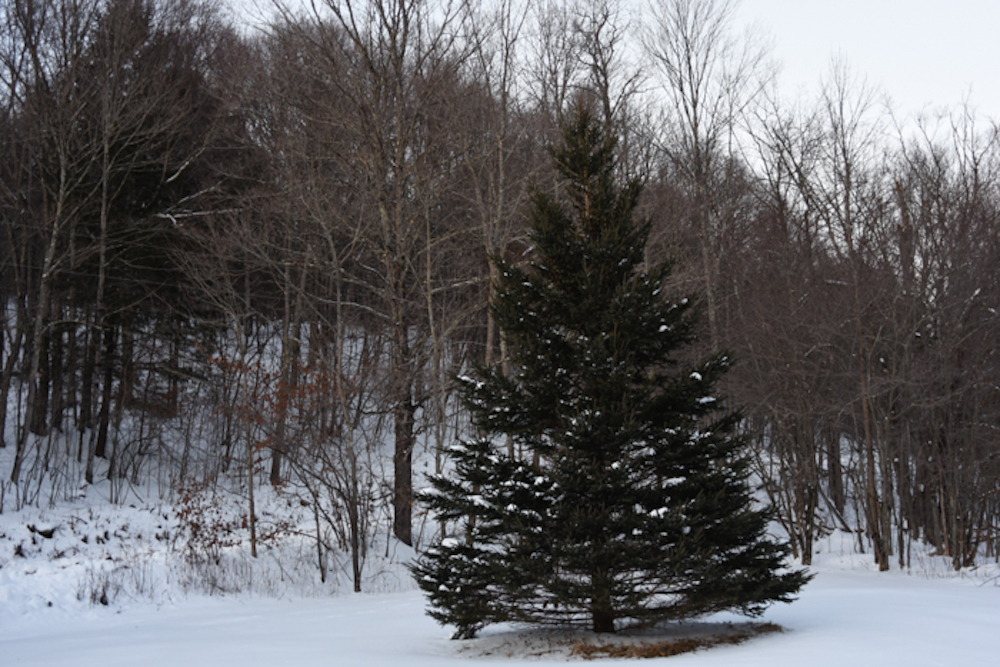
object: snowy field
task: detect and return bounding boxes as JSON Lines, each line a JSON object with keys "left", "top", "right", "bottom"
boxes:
{"left": 1, "top": 560, "right": 998, "bottom": 666}
{"left": 2, "top": 498, "right": 998, "bottom": 667}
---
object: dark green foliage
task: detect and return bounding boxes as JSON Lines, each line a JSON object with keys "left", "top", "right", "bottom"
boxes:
{"left": 413, "top": 104, "right": 809, "bottom": 639}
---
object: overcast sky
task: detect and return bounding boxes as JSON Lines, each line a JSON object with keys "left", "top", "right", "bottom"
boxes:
{"left": 247, "top": 1, "right": 998, "bottom": 122}
{"left": 735, "top": 0, "right": 1000, "bottom": 121}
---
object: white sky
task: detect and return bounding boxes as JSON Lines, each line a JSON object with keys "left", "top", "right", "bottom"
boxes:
{"left": 240, "top": 1, "right": 999, "bottom": 122}
{"left": 735, "top": 0, "right": 1000, "bottom": 121}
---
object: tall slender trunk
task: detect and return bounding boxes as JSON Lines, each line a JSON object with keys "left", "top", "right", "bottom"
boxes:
{"left": 314, "top": 503, "right": 326, "bottom": 584}
{"left": 349, "top": 458, "right": 362, "bottom": 592}
{"left": 860, "top": 361, "right": 889, "bottom": 571}
{"left": 11, "top": 209, "right": 62, "bottom": 482}
{"left": 393, "top": 382, "right": 416, "bottom": 546}
{"left": 247, "top": 417, "right": 257, "bottom": 558}
{"left": 237, "top": 329, "right": 257, "bottom": 559}
{"left": 107, "top": 323, "right": 132, "bottom": 486}
{"left": 29, "top": 316, "right": 50, "bottom": 436}
{"left": 386, "top": 193, "right": 416, "bottom": 546}
{"left": 64, "top": 314, "right": 80, "bottom": 439}
{"left": 1, "top": 296, "right": 28, "bottom": 449}
{"left": 827, "top": 430, "right": 844, "bottom": 514}
{"left": 392, "top": 299, "right": 416, "bottom": 545}
{"left": 85, "top": 118, "right": 114, "bottom": 485}
{"left": 48, "top": 317, "right": 65, "bottom": 431}
{"left": 270, "top": 266, "right": 293, "bottom": 486}
{"left": 86, "top": 324, "right": 115, "bottom": 484}
{"left": 77, "top": 311, "right": 97, "bottom": 465}
{"left": 270, "top": 259, "right": 307, "bottom": 485}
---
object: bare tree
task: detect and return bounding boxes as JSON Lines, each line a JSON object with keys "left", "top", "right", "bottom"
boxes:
{"left": 644, "top": 0, "right": 771, "bottom": 348}
{"left": 732, "top": 96, "right": 836, "bottom": 564}
{"left": 269, "top": 0, "right": 475, "bottom": 545}
{"left": 523, "top": 0, "right": 587, "bottom": 141}
{"left": 79, "top": 0, "right": 227, "bottom": 484}
{"left": 1, "top": 0, "right": 242, "bottom": 501}
{"left": 889, "top": 108, "right": 1000, "bottom": 568}
{"left": 809, "top": 61, "right": 893, "bottom": 570}
{"left": 0, "top": 0, "right": 33, "bottom": 452}
{"left": 6, "top": 0, "right": 103, "bottom": 486}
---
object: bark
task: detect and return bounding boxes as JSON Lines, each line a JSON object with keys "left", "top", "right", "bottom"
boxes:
{"left": 393, "top": 391, "right": 416, "bottom": 546}
{"left": 85, "top": 323, "right": 114, "bottom": 484}
{"left": 0, "top": 308, "right": 25, "bottom": 449}
{"left": 47, "top": 317, "right": 65, "bottom": 432}
{"left": 11, "top": 238, "right": 58, "bottom": 482}
{"left": 79, "top": 313, "right": 97, "bottom": 434}
{"left": 29, "top": 305, "right": 50, "bottom": 437}
{"left": 590, "top": 572, "right": 615, "bottom": 633}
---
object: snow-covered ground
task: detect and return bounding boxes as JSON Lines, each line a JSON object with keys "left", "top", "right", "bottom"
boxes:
{"left": 1, "top": 556, "right": 998, "bottom": 666}
{"left": 2, "top": 485, "right": 998, "bottom": 667}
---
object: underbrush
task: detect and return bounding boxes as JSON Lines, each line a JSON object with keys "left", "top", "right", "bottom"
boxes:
{"left": 1, "top": 465, "right": 995, "bottom": 623}
{"left": 0, "top": 477, "right": 417, "bottom": 617}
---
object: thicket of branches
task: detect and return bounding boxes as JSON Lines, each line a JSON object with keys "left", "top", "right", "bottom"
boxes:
{"left": 2, "top": 0, "right": 998, "bottom": 580}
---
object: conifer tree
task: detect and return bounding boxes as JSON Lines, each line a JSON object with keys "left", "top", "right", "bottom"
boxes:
{"left": 413, "top": 103, "right": 809, "bottom": 639}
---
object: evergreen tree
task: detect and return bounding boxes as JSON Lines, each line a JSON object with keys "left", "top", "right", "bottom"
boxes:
{"left": 413, "top": 103, "right": 809, "bottom": 639}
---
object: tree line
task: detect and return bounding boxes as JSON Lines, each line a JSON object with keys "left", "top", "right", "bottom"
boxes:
{"left": 1, "top": 0, "right": 997, "bottom": 582}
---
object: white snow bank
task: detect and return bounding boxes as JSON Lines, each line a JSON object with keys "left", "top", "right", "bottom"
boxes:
{"left": 1, "top": 546, "right": 997, "bottom": 666}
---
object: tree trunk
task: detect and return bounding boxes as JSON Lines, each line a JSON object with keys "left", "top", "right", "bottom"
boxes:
{"left": 29, "top": 315, "right": 50, "bottom": 436}
{"left": 79, "top": 312, "right": 98, "bottom": 434}
{"left": 270, "top": 259, "right": 307, "bottom": 486}
{"left": 0, "top": 299, "right": 27, "bottom": 449}
{"left": 590, "top": 572, "right": 615, "bottom": 633}
{"left": 12, "top": 263, "right": 56, "bottom": 482}
{"left": 94, "top": 324, "right": 115, "bottom": 461}
{"left": 860, "top": 376, "right": 889, "bottom": 571}
{"left": 47, "top": 317, "right": 65, "bottom": 432}
{"left": 393, "top": 395, "right": 416, "bottom": 546}
{"left": 827, "top": 430, "right": 844, "bottom": 514}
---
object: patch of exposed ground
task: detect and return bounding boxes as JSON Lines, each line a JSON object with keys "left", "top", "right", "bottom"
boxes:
{"left": 453, "top": 621, "right": 784, "bottom": 660}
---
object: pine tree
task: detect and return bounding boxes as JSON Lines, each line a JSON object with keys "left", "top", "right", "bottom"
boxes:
{"left": 413, "top": 103, "right": 809, "bottom": 639}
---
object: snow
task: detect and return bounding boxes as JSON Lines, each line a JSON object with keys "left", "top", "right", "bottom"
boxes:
{"left": 1, "top": 558, "right": 997, "bottom": 665}
{"left": 2, "top": 515, "right": 998, "bottom": 666}
{"left": 0, "top": 459, "right": 996, "bottom": 666}
{"left": 0, "top": 594, "right": 448, "bottom": 667}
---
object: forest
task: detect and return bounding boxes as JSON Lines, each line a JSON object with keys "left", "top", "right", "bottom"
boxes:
{"left": 1, "top": 0, "right": 998, "bottom": 591}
